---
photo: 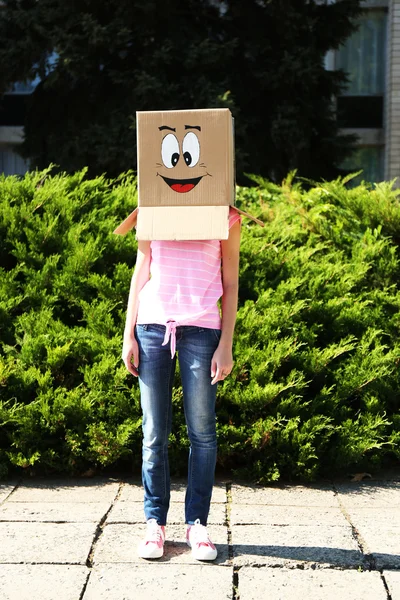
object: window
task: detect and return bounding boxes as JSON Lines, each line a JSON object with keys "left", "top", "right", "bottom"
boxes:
{"left": 341, "top": 146, "right": 384, "bottom": 184}
{"left": 336, "top": 8, "right": 388, "bottom": 183}
{"left": 337, "top": 10, "right": 387, "bottom": 97}
{"left": 0, "top": 146, "right": 29, "bottom": 176}
{"left": 336, "top": 9, "right": 387, "bottom": 128}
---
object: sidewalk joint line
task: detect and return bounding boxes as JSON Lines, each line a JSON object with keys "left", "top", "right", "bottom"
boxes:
{"left": 0, "top": 519, "right": 109, "bottom": 524}
{"left": 0, "top": 561, "right": 87, "bottom": 565}
{"left": 238, "top": 563, "right": 368, "bottom": 571}
{"left": 226, "top": 481, "right": 233, "bottom": 559}
{"left": 85, "top": 479, "right": 125, "bottom": 568}
{"left": 0, "top": 479, "right": 22, "bottom": 506}
{"left": 332, "top": 483, "right": 373, "bottom": 568}
{"left": 226, "top": 481, "right": 238, "bottom": 600}
{"left": 232, "top": 567, "right": 240, "bottom": 600}
{"left": 78, "top": 571, "right": 92, "bottom": 600}
{"left": 380, "top": 572, "right": 393, "bottom": 600}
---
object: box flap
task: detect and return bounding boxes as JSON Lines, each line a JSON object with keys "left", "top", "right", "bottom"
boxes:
{"left": 113, "top": 208, "right": 138, "bottom": 235}
{"left": 136, "top": 206, "right": 229, "bottom": 240}
{"left": 231, "top": 206, "right": 264, "bottom": 227}
{"left": 113, "top": 205, "right": 264, "bottom": 237}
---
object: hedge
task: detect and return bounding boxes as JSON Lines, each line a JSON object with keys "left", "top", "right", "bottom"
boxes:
{"left": 0, "top": 168, "right": 399, "bottom": 481}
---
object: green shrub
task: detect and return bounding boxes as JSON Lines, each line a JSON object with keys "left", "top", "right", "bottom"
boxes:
{"left": 0, "top": 169, "right": 399, "bottom": 481}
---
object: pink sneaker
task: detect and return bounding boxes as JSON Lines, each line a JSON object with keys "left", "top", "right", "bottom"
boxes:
{"left": 138, "top": 519, "right": 166, "bottom": 559}
{"left": 186, "top": 519, "right": 218, "bottom": 561}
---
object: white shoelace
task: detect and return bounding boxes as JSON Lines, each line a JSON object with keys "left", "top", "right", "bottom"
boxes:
{"left": 191, "top": 519, "right": 211, "bottom": 546}
{"left": 146, "top": 518, "right": 163, "bottom": 543}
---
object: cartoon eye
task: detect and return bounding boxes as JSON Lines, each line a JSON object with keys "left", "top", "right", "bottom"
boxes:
{"left": 161, "top": 134, "right": 180, "bottom": 168}
{"left": 182, "top": 132, "right": 200, "bottom": 167}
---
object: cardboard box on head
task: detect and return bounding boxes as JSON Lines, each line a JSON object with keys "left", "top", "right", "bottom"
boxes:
{"left": 114, "top": 108, "right": 263, "bottom": 240}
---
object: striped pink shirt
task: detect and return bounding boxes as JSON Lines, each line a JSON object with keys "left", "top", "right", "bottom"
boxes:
{"left": 136, "top": 208, "right": 241, "bottom": 355}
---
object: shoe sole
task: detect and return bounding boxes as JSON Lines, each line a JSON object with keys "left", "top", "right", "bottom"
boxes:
{"left": 138, "top": 545, "right": 164, "bottom": 559}
{"left": 186, "top": 539, "right": 217, "bottom": 561}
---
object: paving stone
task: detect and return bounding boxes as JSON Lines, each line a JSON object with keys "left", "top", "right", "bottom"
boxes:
{"left": 0, "top": 484, "right": 18, "bottom": 504}
{"left": 356, "top": 525, "right": 400, "bottom": 568}
{"left": 117, "top": 482, "right": 145, "bottom": 502}
{"left": 346, "top": 508, "right": 400, "bottom": 568}
{"left": 106, "top": 499, "right": 146, "bottom": 522}
{"left": 383, "top": 570, "right": 400, "bottom": 600}
{"left": 0, "top": 521, "right": 97, "bottom": 563}
{"left": 336, "top": 482, "right": 400, "bottom": 508}
{"left": 107, "top": 499, "right": 226, "bottom": 525}
{"left": 231, "top": 505, "right": 347, "bottom": 526}
{"left": 83, "top": 563, "right": 232, "bottom": 599}
{"left": 0, "top": 501, "right": 110, "bottom": 522}
{"left": 94, "top": 523, "right": 229, "bottom": 565}
{"left": 231, "top": 524, "right": 363, "bottom": 568}
{"left": 346, "top": 507, "right": 400, "bottom": 526}
{"left": 119, "top": 480, "right": 227, "bottom": 503}
{"left": 231, "top": 484, "right": 337, "bottom": 507}
{"left": 8, "top": 478, "right": 119, "bottom": 503}
{"left": 238, "top": 567, "right": 386, "bottom": 600}
{"left": 0, "top": 564, "right": 88, "bottom": 600}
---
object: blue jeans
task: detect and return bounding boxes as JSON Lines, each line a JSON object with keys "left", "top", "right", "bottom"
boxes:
{"left": 135, "top": 323, "right": 221, "bottom": 526}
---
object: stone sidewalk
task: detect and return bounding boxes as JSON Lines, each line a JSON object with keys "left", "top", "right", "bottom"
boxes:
{"left": 0, "top": 475, "right": 399, "bottom": 599}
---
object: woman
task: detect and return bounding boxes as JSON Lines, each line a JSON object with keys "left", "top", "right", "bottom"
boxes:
{"left": 122, "top": 208, "right": 241, "bottom": 560}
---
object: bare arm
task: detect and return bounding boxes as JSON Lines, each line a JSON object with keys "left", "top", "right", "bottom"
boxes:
{"left": 211, "top": 220, "right": 241, "bottom": 385}
{"left": 122, "top": 240, "right": 151, "bottom": 376}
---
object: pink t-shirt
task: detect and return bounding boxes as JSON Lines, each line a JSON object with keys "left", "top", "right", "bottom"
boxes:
{"left": 136, "top": 208, "right": 241, "bottom": 355}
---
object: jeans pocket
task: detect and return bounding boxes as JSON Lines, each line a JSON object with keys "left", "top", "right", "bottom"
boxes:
{"left": 148, "top": 324, "right": 166, "bottom": 332}
{"left": 137, "top": 323, "right": 166, "bottom": 333}
{"left": 212, "top": 328, "right": 222, "bottom": 343}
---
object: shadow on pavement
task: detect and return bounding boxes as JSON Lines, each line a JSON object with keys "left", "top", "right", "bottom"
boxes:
{"left": 231, "top": 544, "right": 400, "bottom": 569}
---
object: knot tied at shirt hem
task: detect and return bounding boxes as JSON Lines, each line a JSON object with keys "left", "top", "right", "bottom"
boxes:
{"left": 162, "top": 320, "right": 178, "bottom": 358}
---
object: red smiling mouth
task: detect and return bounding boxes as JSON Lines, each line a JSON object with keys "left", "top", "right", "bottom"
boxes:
{"left": 160, "top": 175, "right": 203, "bottom": 193}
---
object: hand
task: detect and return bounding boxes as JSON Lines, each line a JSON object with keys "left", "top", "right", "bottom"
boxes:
{"left": 211, "top": 344, "right": 233, "bottom": 386}
{"left": 122, "top": 335, "right": 139, "bottom": 377}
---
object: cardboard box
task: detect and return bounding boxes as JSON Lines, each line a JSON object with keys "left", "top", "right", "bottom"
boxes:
{"left": 114, "top": 108, "right": 263, "bottom": 240}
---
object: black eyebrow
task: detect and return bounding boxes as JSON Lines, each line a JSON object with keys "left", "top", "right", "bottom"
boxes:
{"left": 159, "top": 125, "right": 176, "bottom": 132}
{"left": 185, "top": 125, "right": 201, "bottom": 131}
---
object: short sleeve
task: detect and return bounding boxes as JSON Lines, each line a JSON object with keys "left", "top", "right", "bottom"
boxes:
{"left": 229, "top": 207, "right": 242, "bottom": 229}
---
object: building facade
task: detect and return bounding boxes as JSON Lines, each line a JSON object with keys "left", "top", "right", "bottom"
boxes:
{"left": 0, "top": 79, "right": 33, "bottom": 176}
{"left": 328, "top": 0, "right": 398, "bottom": 183}
{"left": 0, "top": 1, "right": 398, "bottom": 183}
{"left": 384, "top": 0, "right": 400, "bottom": 181}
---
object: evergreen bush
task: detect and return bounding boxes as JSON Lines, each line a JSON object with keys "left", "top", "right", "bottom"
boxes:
{"left": 0, "top": 169, "right": 399, "bottom": 481}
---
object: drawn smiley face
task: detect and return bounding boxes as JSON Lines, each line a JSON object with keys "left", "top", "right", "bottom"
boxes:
{"left": 137, "top": 109, "right": 232, "bottom": 208}
{"left": 156, "top": 124, "right": 210, "bottom": 193}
